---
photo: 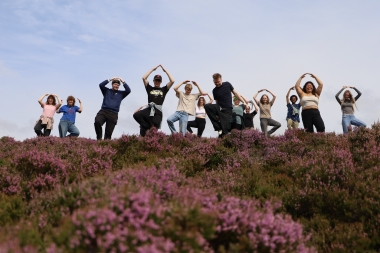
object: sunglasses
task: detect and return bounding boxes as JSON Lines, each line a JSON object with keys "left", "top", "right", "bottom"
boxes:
{"left": 154, "top": 79, "right": 162, "bottom": 82}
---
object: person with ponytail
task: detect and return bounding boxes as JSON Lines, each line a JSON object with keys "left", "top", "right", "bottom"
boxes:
{"left": 335, "top": 86, "right": 366, "bottom": 133}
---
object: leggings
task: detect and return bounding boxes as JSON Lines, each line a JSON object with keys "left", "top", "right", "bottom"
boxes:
{"left": 187, "top": 118, "right": 206, "bottom": 137}
{"left": 34, "top": 120, "right": 51, "bottom": 136}
{"left": 301, "top": 109, "right": 325, "bottom": 133}
{"left": 260, "top": 118, "right": 281, "bottom": 136}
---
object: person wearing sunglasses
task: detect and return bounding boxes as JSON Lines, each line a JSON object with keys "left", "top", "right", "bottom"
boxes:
{"left": 133, "top": 64, "right": 175, "bottom": 136}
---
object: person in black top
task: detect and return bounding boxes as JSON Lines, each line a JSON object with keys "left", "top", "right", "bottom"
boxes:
{"left": 133, "top": 64, "right": 175, "bottom": 136}
{"left": 94, "top": 77, "right": 131, "bottom": 140}
{"left": 204, "top": 73, "right": 248, "bottom": 137}
{"left": 242, "top": 96, "right": 258, "bottom": 129}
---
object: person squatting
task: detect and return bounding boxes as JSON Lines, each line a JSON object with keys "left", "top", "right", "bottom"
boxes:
{"left": 33, "top": 69, "right": 367, "bottom": 138}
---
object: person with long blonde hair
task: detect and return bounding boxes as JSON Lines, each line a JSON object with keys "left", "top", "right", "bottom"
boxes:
{"left": 335, "top": 86, "right": 366, "bottom": 133}
{"left": 253, "top": 89, "right": 281, "bottom": 136}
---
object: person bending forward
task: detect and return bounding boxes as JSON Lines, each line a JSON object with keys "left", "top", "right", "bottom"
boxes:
{"left": 204, "top": 73, "right": 248, "bottom": 138}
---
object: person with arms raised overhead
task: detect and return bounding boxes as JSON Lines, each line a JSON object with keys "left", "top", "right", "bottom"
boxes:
{"left": 57, "top": 96, "right": 83, "bottom": 138}
{"left": 167, "top": 80, "right": 205, "bottom": 136}
{"left": 294, "top": 73, "right": 325, "bottom": 133}
{"left": 34, "top": 93, "right": 62, "bottom": 136}
{"left": 253, "top": 89, "right": 281, "bottom": 136}
{"left": 335, "top": 86, "right": 366, "bottom": 133}
{"left": 286, "top": 87, "right": 301, "bottom": 130}
{"left": 187, "top": 94, "right": 214, "bottom": 137}
{"left": 241, "top": 96, "right": 259, "bottom": 130}
{"left": 133, "top": 64, "right": 175, "bottom": 136}
{"left": 204, "top": 73, "right": 248, "bottom": 138}
{"left": 94, "top": 77, "right": 131, "bottom": 140}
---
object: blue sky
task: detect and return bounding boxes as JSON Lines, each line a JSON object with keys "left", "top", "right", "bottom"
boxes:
{"left": 1, "top": 0, "right": 380, "bottom": 140}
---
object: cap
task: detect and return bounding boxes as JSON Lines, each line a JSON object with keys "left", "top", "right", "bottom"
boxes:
{"left": 153, "top": 75, "right": 162, "bottom": 81}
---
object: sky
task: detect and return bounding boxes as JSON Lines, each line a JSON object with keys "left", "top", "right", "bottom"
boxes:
{"left": 1, "top": 0, "right": 380, "bottom": 140}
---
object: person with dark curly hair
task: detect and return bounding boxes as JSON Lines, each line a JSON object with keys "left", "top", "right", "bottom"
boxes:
{"left": 286, "top": 87, "right": 301, "bottom": 130}
{"left": 295, "top": 73, "right": 325, "bottom": 133}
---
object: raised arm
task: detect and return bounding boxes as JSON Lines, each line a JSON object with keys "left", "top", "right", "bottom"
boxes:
{"left": 240, "top": 95, "right": 250, "bottom": 104}
{"left": 173, "top": 80, "right": 189, "bottom": 95}
{"left": 160, "top": 65, "right": 175, "bottom": 89}
{"left": 192, "top": 81, "right": 205, "bottom": 96}
{"left": 99, "top": 79, "right": 112, "bottom": 95}
{"left": 77, "top": 98, "right": 83, "bottom": 113}
{"left": 252, "top": 101, "right": 259, "bottom": 112}
{"left": 118, "top": 77, "right": 131, "bottom": 98}
{"left": 286, "top": 87, "right": 294, "bottom": 104}
{"left": 295, "top": 74, "right": 307, "bottom": 98}
{"left": 52, "top": 94, "right": 62, "bottom": 109}
{"left": 142, "top": 65, "right": 160, "bottom": 87}
{"left": 134, "top": 104, "right": 148, "bottom": 114}
{"left": 38, "top": 93, "right": 49, "bottom": 107}
{"left": 253, "top": 90, "right": 264, "bottom": 104}
{"left": 206, "top": 93, "right": 214, "bottom": 104}
{"left": 310, "top": 73, "right": 323, "bottom": 96}
{"left": 232, "top": 90, "right": 248, "bottom": 109}
{"left": 335, "top": 87, "right": 345, "bottom": 104}
{"left": 265, "top": 89, "right": 276, "bottom": 105}
{"left": 351, "top": 86, "right": 362, "bottom": 101}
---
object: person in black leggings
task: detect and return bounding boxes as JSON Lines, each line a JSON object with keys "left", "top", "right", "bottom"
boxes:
{"left": 295, "top": 73, "right": 325, "bottom": 133}
{"left": 187, "top": 94, "right": 213, "bottom": 137}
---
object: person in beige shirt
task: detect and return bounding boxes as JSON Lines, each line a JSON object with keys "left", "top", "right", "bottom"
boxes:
{"left": 253, "top": 89, "right": 281, "bottom": 136}
{"left": 167, "top": 80, "right": 205, "bottom": 135}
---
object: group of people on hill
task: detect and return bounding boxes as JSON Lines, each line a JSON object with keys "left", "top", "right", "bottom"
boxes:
{"left": 34, "top": 65, "right": 366, "bottom": 139}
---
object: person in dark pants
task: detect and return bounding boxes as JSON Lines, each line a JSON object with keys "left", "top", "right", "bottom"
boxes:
{"left": 34, "top": 93, "right": 62, "bottom": 136}
{"left": 204, "top": 73, "right": 248, "bottom": 138}
{"left": 94, "top": 77, "right": 131, "bottom": 140}
{"left": 241, "top": 96, "right": 259, "bottom": 130}
{"left": 133, "top": 64, "right": 175, "bottom": 136}
{"left": 253, "top": 89, "right": 281, "bottom": 136}
{"left": 295, "top": 73, "right": 325, "bottom": 133}
{"left": 187, "top": 94, "right": 213, "bottom": 137}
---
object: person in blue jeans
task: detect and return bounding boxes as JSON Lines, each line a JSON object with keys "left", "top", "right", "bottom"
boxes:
{"left": 335, "top": 86, "right": 366, "bottom": 134}
{"left": 167, "top": 80, "right": 205, "bottom": 135}
{"left": 57, "top": 96, "right": 83, "bottom": 137}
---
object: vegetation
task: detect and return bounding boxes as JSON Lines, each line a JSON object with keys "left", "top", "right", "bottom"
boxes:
{"left": 1, "top": 124, "right": 380, "bottom": 252}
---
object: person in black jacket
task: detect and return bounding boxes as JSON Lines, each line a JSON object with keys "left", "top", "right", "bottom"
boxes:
{"left": 94, "top": 77, "right": 131, "bottom": 140}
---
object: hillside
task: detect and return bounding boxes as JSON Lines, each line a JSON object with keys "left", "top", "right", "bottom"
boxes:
{"left": 1, "top": 126, "right": 380, "bottom": 252}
